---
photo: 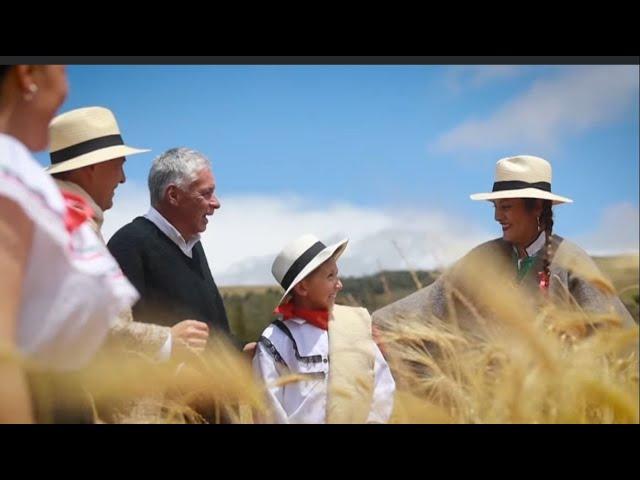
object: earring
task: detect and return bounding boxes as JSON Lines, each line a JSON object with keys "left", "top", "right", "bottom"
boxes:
{"left": 537, "top": 216, "right": 541, "bottom": 232}
{"left": 23, "top": 84, "right": 38, "bottom": 102}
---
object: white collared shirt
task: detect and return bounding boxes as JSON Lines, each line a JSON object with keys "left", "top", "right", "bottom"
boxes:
{"left": 253, "top": 318, "right": 396, "bottom": 424}
{"left": 144, "top": 207, "right": 200, "bottom": 259}
{"left": 515, "top": 231, "right": 547, "bottom": 268}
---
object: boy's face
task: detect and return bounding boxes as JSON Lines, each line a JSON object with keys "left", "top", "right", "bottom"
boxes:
{"left": 295, "top": 257, "right": 343, "bottom": 310}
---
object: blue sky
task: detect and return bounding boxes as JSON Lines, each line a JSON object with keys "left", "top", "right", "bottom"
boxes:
{"left": 34, "top": 64, "right": 639, "bottom": 285}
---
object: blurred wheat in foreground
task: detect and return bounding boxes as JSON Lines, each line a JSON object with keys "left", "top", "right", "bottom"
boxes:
{"left": 378, "top": 310, "right": 638, "bottom": 424}
{"left": 376, "top": 253, "right": 639, "bottom": 424}
{"left": 12, "top": 258, "right": 639, "bottom": 424}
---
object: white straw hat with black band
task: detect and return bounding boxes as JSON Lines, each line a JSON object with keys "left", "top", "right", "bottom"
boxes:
{"left": 46, "top": 106, "right": 149, "bottom": 175}
{"left": 470, "top": 155, "right": 572, "bottom": 205}
{"left": 272, "top": 234, "right": 348, "bottom": 305}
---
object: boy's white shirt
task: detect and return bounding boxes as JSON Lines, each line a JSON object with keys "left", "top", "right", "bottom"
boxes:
{"left": 253, "top": 317, "right": 395, "bottom": 424}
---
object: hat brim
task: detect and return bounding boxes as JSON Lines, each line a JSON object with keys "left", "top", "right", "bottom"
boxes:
{"left": 470, "top": 188, "right": 572, "bottom": 205}
{"left": 45, "top": 145, "right": 150, "bottom": 174}
{"left": 278, "top": 238, "right": 349, "bottom": 305}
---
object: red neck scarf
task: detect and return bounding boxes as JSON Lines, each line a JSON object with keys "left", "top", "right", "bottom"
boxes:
{"left": 61, "top": 190, "right": 94, "bottom": 233}
{"left": 274, "top": 301, "right": 330, "bottom": 331}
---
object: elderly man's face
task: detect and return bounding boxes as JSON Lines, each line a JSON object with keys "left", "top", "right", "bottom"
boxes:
{"left": 177, "top": 167, "right": 220, "bottom": 238}
{"left": 92, "top": 157, "right": 126, "bottom": 210}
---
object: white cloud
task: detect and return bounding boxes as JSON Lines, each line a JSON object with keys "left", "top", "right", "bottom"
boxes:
{"left": 576, "top": 202, "right": 639, "bottom": 256}
{"left": 444, "top": 66, "right": 529, "bottom": 93}
{"left": 102, "top": 183, "right": 493, "bottom": 286}
{"left": 103, "top": 185, "right": 638, "bottom": 286}
{"left": 214, "top": 214, "right": 492, "bottom": 286}
{"left": 102, "top": 180, "right": 151, "bottom": 239}
{"left": 434, "top": 65, "right": 639, "bottom": 153}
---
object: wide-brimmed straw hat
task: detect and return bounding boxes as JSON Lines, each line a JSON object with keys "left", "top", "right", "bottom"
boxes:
{"left": 272, "top": 234, "right": 348, "bottom": 305}
{"left": 470, "top": 155, "right": 572, "bottom": 204}
{"left": 46, "top": 106, "right": 149, "bottom": 174}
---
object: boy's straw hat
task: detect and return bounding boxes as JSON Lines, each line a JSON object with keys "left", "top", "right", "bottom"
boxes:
{"left": 272, "top": 234, "right": 348, "bottom": 305}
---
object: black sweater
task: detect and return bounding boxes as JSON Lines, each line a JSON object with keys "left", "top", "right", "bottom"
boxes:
{"left": 107, "top": 217, "right": 232, "bottom": 347}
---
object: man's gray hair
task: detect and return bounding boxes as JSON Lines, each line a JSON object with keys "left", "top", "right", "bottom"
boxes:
{"left": 148, "top": 147, "right": 211, "bottom": 207}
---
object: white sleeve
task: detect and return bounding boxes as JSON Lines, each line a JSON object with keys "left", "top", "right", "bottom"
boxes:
{"left": 252, "top": 342, "right": 290, "bottom": 424}
{"left": 367, "top": 345, "right": 396, "bottom": 424}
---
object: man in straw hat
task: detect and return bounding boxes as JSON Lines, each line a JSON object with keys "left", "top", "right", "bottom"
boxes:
{"left": 253, "top": 233, "right": 395, "bottom": 423}
{"left": 373, "top": 155, "right": 635, "bottom": 341}
{"left": 48, "top": 107, "right": 211, "bottom": 370}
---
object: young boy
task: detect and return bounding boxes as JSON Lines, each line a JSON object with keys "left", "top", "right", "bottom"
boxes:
{"left": 253, "top": 234, "right": 395, "bottom": 424}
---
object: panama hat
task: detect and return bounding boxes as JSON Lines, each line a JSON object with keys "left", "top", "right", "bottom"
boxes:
{"left": 272, "top": 234, "right": 348, "bottom": 305}
{"left": 470, "top": 155, "right": 572, "bottom": 204}
{"left": 47, "top": 106, "right": 149, "bottom": 174}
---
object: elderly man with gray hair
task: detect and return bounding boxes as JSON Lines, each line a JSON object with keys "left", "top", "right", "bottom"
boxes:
{"left": 108, "top": 147, "right": 234, "bottom": 363}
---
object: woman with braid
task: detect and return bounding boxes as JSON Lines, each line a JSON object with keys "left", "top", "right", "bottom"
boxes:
{"left": 373, "top": 155, "right": 635, "bottom": 342}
